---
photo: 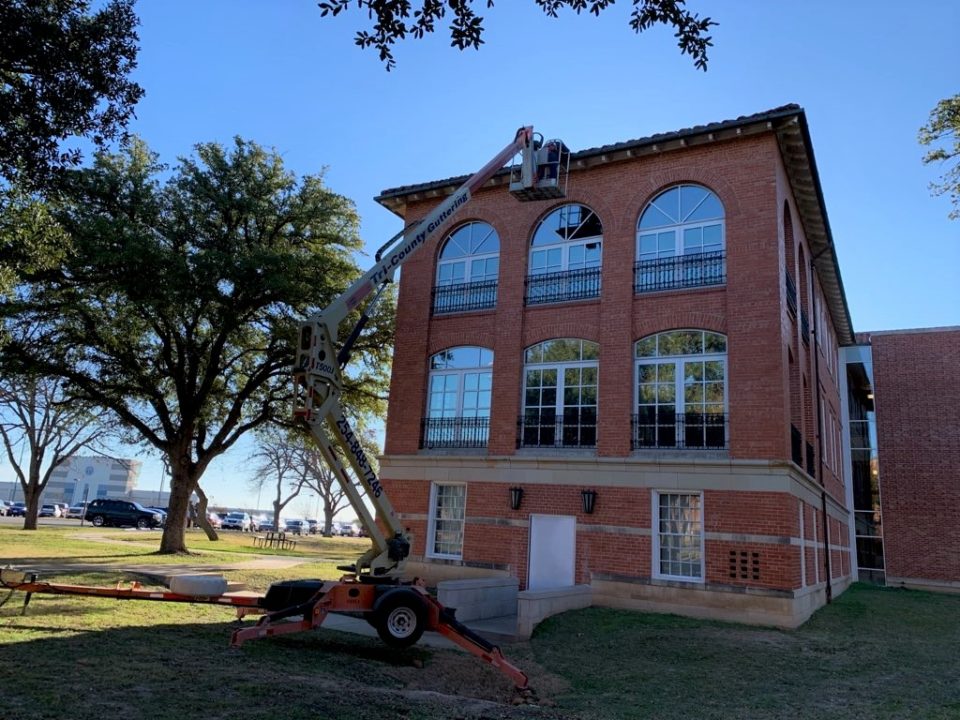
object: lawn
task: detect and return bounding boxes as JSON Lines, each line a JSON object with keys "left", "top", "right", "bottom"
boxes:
{"left": 2, "top": 527, "right": 959, "bottom": 719}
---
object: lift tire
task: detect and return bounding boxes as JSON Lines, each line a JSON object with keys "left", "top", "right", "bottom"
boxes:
{"left": 169, "top": 574, "right": 228, "bottom": 597}
{"left": 91, "top": 515, "right": 105, "bottom": 527}
{"left": 372, "top": 588, "right": 428, "bottom": 649}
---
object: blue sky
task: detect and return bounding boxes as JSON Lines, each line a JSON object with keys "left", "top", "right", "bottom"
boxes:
{"left": 8, "top": 1, "right": 959, "bottom": 512}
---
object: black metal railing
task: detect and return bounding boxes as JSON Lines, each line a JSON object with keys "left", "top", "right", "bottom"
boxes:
{"left": 634, "top": 250, "right": 726, "bottom": 293}
{"left": 791, "top": 424, "right": 803, "bottom": 466}
{"left": 525, "top": 267, "right": 601, "bottom": 305}
{"left": 432, "top": 280, "right": 498, "bottom": 315}
{"left": 786, "top": 274, "right": 797, "bottom": 316}
{"left": 517, "top": 413, "right": 597, "bottom": 448}
{"left": 632, "top": 412, "right": 728, "bottom": 450}
{"left": 800, "top": 308, "right": 810, "bottom": 345}
{"left": 806, "top": 441, "right": 816, "bottom": 478}
{"left": 420, "top": 417, "right": 490, "bottom": 449}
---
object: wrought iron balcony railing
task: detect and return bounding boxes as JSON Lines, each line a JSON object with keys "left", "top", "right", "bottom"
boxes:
{"left": 525, "top": 267, "right": 601, "bottom": 305}
{"left": 517, "top": 413, "right": 597, "bottom": 448}
{"left": 432, "top": 280, "right": 498, "bottom": 315}
{"left": 632, "top": 412, "right": 728, "bottom": 450}
{"left": 634, "top": 250, "right": 726, "bottom": 293}
{"left": 420, "top": 417, "right": 490, "bottom": 449}
{"left": 786, "top": 273, "right": 798, "bottom": 317}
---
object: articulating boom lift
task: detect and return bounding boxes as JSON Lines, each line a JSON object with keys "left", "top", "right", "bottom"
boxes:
{"left": 0, "top": 128, "right": 570, "bottom": 693}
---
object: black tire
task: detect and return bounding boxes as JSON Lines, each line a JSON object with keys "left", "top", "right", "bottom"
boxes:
{"left": 136, "top": 518, "right": 148, "bottom": 530}
{"left": 91, "top": 515, "right": 105, "bottom": 527}
{"left": 373, "top": 589, "right": 428, "bottom": 649}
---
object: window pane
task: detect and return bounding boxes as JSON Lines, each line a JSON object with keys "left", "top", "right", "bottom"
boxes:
{"left": 636, "top": 337, "right": 657, "bottom": 358}
{"left": 683, "top": 227, "right": 703, "bottom": 253}
{"left": 679, "top": 185, "right": 708, "bottom": 222}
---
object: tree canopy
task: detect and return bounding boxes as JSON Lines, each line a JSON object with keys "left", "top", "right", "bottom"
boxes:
{"left": 0, "top": 0, "right": 143, "bottom": 190}
{"left": 0, "top": 137, "right": 394, "bottom": 552}
{"left": 318, "top": 0, "right": 716, "bottom": 71}
{"left": 919, "top": 93, "right": 960, "bottom": 220}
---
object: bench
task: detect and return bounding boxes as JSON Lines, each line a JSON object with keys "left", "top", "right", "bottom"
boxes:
{"left": 252, "top": 531, "right": 297, "bottom": 551}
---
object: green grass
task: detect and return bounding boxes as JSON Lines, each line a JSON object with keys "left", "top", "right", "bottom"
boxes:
{"left": 3, "top": 527, "right": 960, "bottom": 719}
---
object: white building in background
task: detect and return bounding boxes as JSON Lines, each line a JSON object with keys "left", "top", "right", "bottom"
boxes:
{"left": 1, "top": 455, "right": 168, "bottom": 508}
{"left": 47, "top": 456, "right": 142, "bottom": 504}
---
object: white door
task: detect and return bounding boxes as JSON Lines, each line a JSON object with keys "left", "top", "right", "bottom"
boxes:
{"left": 527, "top": 514, "right": 576, "bottom": 590}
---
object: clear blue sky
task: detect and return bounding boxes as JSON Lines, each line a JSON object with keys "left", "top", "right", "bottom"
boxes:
{"left": 11, "top": 1, "right": 960, "bottom": 511}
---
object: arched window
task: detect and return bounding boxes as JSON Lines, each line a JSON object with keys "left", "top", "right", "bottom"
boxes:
{"left": 527, "top": 205, "right": 602, "bottom": 304}
{"left": 634, "top": 330, "right": 727, "bottom": 449}
{"left": 423, "top": 347, "right": 493, "bottom": 448}
{"left": 635, "top": 185, "right": 725, "bottom": 292}
{"left": 521, "top": 339, "right": 598, "bottom": 448}
{"left": 434, "top": 222, "right": 499, "bottom": 314}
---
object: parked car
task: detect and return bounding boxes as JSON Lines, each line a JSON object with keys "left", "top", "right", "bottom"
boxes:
{"left": 84, "top": 499, "right": 164, "bottom": 529}
{"left": 65, "top": 504, "right": 87, "bottom": 519}
{"left": 284, "top": 518, "right": 307, "bottom": 536}
{"left": 306, "top": 519, "right": 319, "bottom": 535}
{"left": 54, "top": 502, "right": 70, "bottom": 517}
{"left": 258, "top": 519, "right": 275, "bottom": 532}
{"left": 39, "top": 504, "right": 61, "bottom": 518}
{"left": 334, "top": 521, "right": 358, "bottom": 537}
{"left": 0, "top": 500, "right": 11, "bottom": 516}
{"left": 206, "top": 512, "right": 222, "bottom": 529}
{"left": 8, "top": 502, "right": 26, "bottom": 517}
{"left": 222, "top": 512, "right": 252, "bottom": 531}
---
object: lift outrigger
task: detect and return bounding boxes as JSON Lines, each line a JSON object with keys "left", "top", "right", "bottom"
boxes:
{"left": 0, "top": 127, "right": 571, "bottom": 694}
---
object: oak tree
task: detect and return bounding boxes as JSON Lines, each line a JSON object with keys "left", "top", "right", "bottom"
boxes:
{"left": 0, "top": 137, "right": 394, "bottom": 553}
{"left": 318, "top": 0, "right": 715, "bottom": 71}
{"left": 919, "top": 93, "right": 960, "bottom": 220}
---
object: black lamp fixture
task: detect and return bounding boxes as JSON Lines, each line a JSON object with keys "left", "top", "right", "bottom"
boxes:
{"left": 581, "top": 488, "right": 598, "bottom": 514}
{"left": 509, "top": 486, "right": 524, "bottom": 511}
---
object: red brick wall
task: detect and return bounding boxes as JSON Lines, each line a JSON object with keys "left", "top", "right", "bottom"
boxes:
{"left": 872, "top": 329, "right": 960, "bottom": 583}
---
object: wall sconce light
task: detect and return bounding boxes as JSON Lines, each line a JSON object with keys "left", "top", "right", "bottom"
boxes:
{"left": 581, "top": 488, "right": 598, "bottom": 514}
{"left": 509, "top": 486, "right": 524, "bottom": 511}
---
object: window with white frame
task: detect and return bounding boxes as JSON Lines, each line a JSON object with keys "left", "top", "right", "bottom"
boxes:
{"left": 653, "top": 491, "right": 704, "bottom": 581}
{"left": 428, "top": 482, "right": 466, "bottom": 559}
{"left": 434, "top": 222, "right": 500, "bottom": 313}
{"left": 635, "top": 184, "right": 725, "bottom": 292}
{"left": 527, "top": 204, "right": 602, "bottom": 304}
{"left": 424, "top": 347, "right": 493, "bottom": 448}
{"left": 521, "top": 339, "right": 598, "bottom": 448}
{"left": 634, "top": 330, "right": 727, "bottom": 449}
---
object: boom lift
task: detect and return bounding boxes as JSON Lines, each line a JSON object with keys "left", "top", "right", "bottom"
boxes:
{"left": 0, "top": 128, "right": 569, "bottom": 693}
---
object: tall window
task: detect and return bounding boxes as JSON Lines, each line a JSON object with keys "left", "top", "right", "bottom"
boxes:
{"left": 636, "top": 184, "right": 725, "bottom": 292}
{"left": 428, "top": 483, "right": 466, "bottom": 559}
{"left": 634, "top": 330, "right": 727, "bottom": 449}
{"left": 527, "top": 205, "right": 602, "bottom": 304}
{"left": 653, "top": 491, "right": 704, "bottom": 581}
{"left": 521, "top": 339, "right": 598, "bottom": 448}
{"left": 434, "top": 222, "right": 499, "bottom": 313}
{"left": 423, "top": 347, "right": 493, "bottom": 448}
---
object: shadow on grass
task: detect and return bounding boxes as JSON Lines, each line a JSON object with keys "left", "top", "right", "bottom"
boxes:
{"left": 0, "top": 616, "right": 546, "bottom": 720}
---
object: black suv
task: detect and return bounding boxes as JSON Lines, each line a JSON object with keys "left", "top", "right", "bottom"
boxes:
{"left": 84, "top": 499, "right": 164, "bottom": 529}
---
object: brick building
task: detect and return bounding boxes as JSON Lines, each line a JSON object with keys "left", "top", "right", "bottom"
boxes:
{"left": 375, "top": 105, "right": 854, "bottom": 627}
{"left": 842, "top": 327, "right": 960, "bottom": 593}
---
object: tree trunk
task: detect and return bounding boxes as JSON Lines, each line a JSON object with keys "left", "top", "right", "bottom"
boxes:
{"left": 21, "top": 485, "right": 40, "bottom": 531}
{"left": 158, "top": 463, "right": 194, "bottom": 554}
{"left": 194, "top": 485, "right": 219, "bottom": 541}
{"left": 272, "top": 500, "right": 281, "bottom": 534}
{"left": 323, "top": 499, "right": 334, "bottom": 537}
